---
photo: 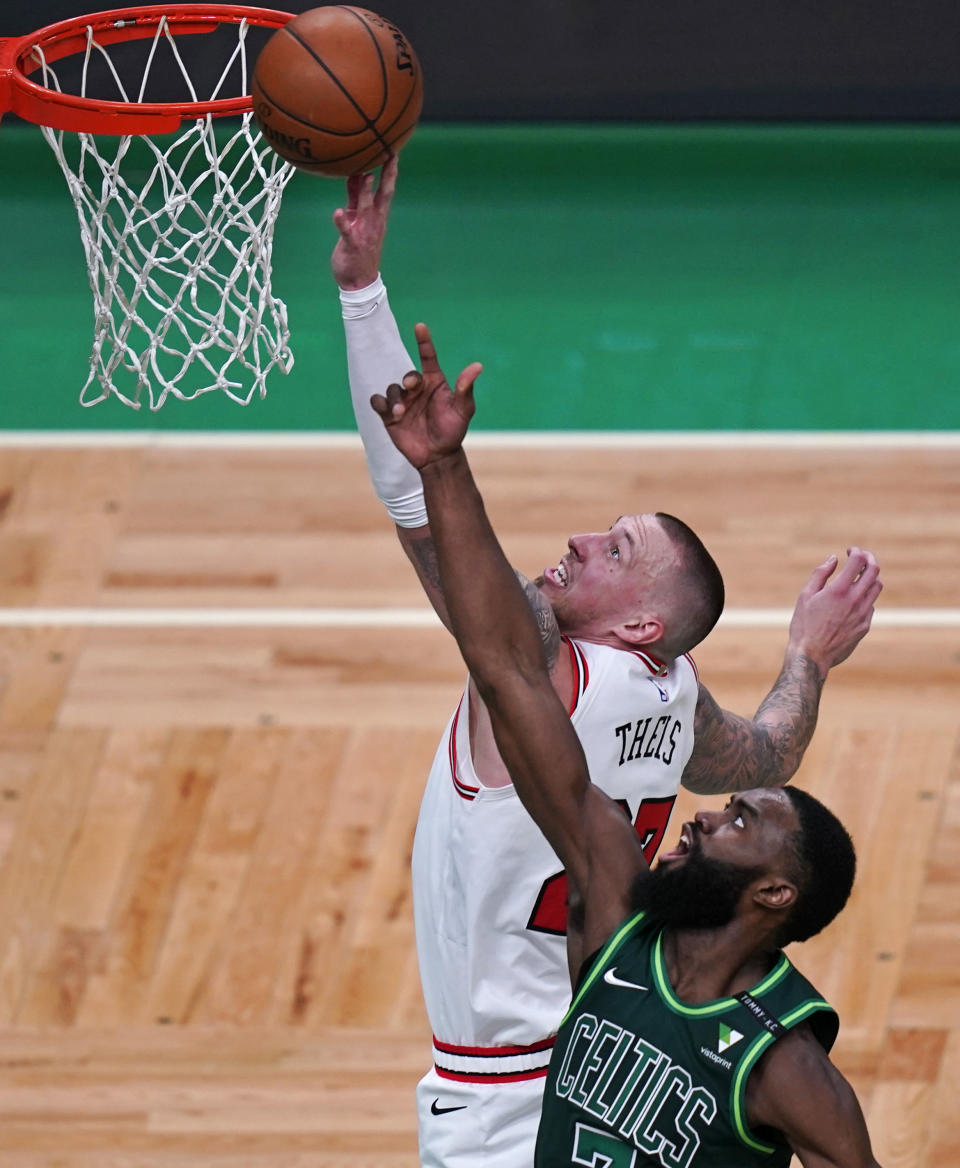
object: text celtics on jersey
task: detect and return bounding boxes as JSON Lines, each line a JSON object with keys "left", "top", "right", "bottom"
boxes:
{"left": 553, "top": 1012, "right": 717, "bottom": 1165}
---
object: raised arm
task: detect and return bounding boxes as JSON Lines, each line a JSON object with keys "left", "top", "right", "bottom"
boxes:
{"left": 332, "top": 159, "right": 453, "bottom": 627}
{"left": 372, "top": 324, "right": 644, "bottom": 945}
{"left": 682, "top": 550, "right": 882, "bottom": 795}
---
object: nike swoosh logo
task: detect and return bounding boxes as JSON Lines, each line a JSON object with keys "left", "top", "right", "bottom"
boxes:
{"left": 603, "top": 967, "right": 648, "bottom": 991}
{"left": 431, "top": 1098, "right": 467, "bottom": 1116}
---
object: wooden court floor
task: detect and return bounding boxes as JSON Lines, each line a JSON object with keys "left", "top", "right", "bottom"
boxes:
{"left": 0, "top": 438, "right": 957, "bottom": 1166}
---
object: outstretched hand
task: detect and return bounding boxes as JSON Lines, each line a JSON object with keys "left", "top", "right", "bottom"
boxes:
{"left": 331, "top": 156, "right": 398, "bottom": 290}
{"left": 371, "top": 323, "right": 483, "bottom": 469}
{"left": 787, "top": 547, "right": 882, "bottom": 679}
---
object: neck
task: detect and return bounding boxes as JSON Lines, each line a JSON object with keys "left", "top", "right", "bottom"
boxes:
{"left": 561, "top": 627, "right": 675, "bottom": 665}
{"left": 661, "top": 924, "right": 781, "bottom": 1005}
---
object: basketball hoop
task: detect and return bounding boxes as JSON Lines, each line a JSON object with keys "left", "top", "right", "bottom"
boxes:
{"left": 0, "top": 6, "right": 299, "bottom": 410}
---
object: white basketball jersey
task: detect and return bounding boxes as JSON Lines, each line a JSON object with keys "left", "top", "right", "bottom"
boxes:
{"left": 411, "top": 636, "right": 699, "bottom": 1083}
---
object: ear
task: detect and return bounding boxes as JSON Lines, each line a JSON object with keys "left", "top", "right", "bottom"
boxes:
{"left": 615, "top": 616, "right": 664, "bottom": 648}
{"left": 752, "top": 879, "right": 798, "bottom": 914}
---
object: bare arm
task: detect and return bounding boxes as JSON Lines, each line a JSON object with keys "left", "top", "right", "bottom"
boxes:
{"left": 748, "top": 1027, "right": 881, "bottom": 1167}
{"left": 373, "top": 325, "right": 643, "bottom": 947}
{"left": 683, "top": 550, "right": 882, "bottom": 795}
{"left": 396, "top": 524, "right": 452, "bottom": 630}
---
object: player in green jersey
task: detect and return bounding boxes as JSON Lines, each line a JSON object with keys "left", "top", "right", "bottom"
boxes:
{"left": 371, "top": 323, "right": 882, "bottom": 1168}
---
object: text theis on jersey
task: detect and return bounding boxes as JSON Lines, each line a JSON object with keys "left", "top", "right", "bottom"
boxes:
{"left": 615, "top": 715, "right": 684, "bottom": 767}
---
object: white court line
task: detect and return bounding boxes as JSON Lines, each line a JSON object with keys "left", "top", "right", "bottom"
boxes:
{"left": 0, "top": 435, "right": 953, "bottom": 628}
{"left": 0, "top": 431, "right": 959, "bottom": 449}
{"left": 0, "top": 608, "right": 954, "bottom": 628}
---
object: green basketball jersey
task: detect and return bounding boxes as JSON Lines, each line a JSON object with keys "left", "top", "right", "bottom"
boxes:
{"left": 535, "top": 910, "right": 838, "bottom": 1167}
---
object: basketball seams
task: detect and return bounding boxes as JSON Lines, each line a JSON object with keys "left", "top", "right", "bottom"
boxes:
{"left": 252, "top": 5, "right": 422, "bottom": 175}
{"left": 336, "top": 6, "right": 390, "bottom": 123}
{"left": 255, "top": 78, "right": 390, "bottom": 142}
{"left": 256, "top": 48, "right": 419, "bottom": 163}
{"left": 282, "top": 98, "right": 420, "bottom": 169}
{"left": 280, "top": 25, "right": 390, "bottom": 149}
{"left": 288, "top": 116, "right": 416, "bottom": 170}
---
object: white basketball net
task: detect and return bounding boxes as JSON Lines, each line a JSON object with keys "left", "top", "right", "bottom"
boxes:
{"left": 31, "top": 16, "right": 297, "bottom": 410}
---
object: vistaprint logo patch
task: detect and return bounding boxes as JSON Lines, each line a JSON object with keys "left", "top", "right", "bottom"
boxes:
{"left": 699, "top": 1024, "right": 744, "bottom": 1071}
{"left": 718, "top": 1023, "right": 744, "bottom": 1054}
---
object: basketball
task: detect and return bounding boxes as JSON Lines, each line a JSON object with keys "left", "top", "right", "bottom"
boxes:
{"left": 251, "top": 6, "right": 423, "bottom": 177}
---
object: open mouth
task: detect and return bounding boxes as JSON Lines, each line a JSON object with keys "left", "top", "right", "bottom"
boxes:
{"left": 659, "top": 823, "right": 694, "bottom": 862}
{"left": 542, "top": 558, "right": 570, "bottom": 588}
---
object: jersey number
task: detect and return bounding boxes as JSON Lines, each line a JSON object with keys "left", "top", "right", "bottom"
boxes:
{"left": 572, "top": 1122, "right": 637, "bottom": 1167}
{"left": 526, "top": 795, "right": 676, "bottom": 936}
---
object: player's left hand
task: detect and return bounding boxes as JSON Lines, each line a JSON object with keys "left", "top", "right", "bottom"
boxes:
{"left": 371, "top": 323, "right": 483, "bottom": 469}
{"left": 786, "top": 547, "right": 882, "bottom": 679}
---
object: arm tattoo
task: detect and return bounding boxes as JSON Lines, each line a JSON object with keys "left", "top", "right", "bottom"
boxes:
{"left": 406, "top": 532, "right": 443, "bottom": 596}
{"left": 683, "top": 654, "right": 824, "bottom": 795}
{"left": 517, "top": 571, "right": 562, "bottom": 671}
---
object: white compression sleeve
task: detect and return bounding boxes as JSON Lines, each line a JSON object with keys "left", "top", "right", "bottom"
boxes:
{"left": 339, "top": 276, "right": 427, "bottom": 528}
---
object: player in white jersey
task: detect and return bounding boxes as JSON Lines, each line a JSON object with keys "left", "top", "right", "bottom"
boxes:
{"left": 412, "top": 639, "right": 700, "bottom": 1160}
{"left": 330, "top": 159, "right": 882, "bottom": 1167}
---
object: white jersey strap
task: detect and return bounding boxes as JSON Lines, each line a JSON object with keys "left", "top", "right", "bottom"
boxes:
{"left": 447, "top": 696, "right": 480, "bottom": 802}
{"left": 629, "top": 646, "right": 668, "bottom": 677}
{"left": 564, "top": 637, "right": 589, "bottom": 715}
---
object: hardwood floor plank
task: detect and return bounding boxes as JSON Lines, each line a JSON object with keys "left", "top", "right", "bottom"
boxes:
{"left": 0, "top": 443, "right": 955, "bottom": 1160}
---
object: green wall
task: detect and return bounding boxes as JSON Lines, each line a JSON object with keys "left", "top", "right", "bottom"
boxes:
{"left": 2, "top": 123, "right": 958, "bottom": 430}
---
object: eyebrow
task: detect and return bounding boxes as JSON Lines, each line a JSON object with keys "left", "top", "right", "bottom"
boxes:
{"left": 611, "top": 517, "right": 636, "bottom": 548}
{"left": 728, "top": 796, "right": 760, "bottom": 820}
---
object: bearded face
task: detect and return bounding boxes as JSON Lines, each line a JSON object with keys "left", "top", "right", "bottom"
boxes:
{"left": 632, "top": 846, "right": 761, "bottom": 930}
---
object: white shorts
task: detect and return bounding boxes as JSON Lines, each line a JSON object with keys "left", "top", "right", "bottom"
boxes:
{"left": 416, "top": 1066, "right": 546, "bottom": 1168}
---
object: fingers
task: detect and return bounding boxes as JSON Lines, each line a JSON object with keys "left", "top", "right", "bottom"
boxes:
{"left": 370, "top": 381, "right": 411, "bottom": 420}
{"left": 454, "top": 362, "right": 484, "bottom": 403}
{"left": 346, "top": 172, "right": 368, "bottom": 209}
{"left": 860, "top": 559, "right": 884, "bottom": 609}
{"left": 335, "top": 173, "right": 368, "bottom": 223}
{"left": 837, "top": 546, "right": 868, "bottom": 582}
{"left": 803, "top": 553, "right": 839, "bottom": 595}
{"left": 414, "top": 323, "right": 482, "bottom": 401}
{"left": 332, "top": 171, "right": 377, "bottom": 233}
{"left": 809, "top": 547, "right": 881, "bottom": 596}
{"left": 414, "top": 322, "right": 440, "bottom": 375}
{"left": 837, "top": 548, "right": 882, "bottom": 597}
{"left": 353, "top": 171, "right": 376, "bottom": 214}
{"left": 825, "top": 548, "right": 882, "bottom": 627}
{"left": 375, "top": 155, "right": 399, "bottom": 209}
{"left": 338, "top": 161, "right": 394, "bottom": 224}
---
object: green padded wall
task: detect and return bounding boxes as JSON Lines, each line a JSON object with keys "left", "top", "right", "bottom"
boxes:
{"left": 2, "top": 124, "right": 958, "bottom": 430}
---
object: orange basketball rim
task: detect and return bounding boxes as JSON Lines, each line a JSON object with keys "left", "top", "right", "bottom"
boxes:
{"left": 0, "top": 4, "right": 306, "bottom": 411}
{"left": 0, "top": 4, "right": 294, "bottom": 134}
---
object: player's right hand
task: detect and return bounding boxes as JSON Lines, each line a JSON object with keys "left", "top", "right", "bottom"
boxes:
{"left": 371, "top": 323, "right": 483, "bottom": 469}
{"left": 331, "top": 155, "right": 398, "bottom": 290}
